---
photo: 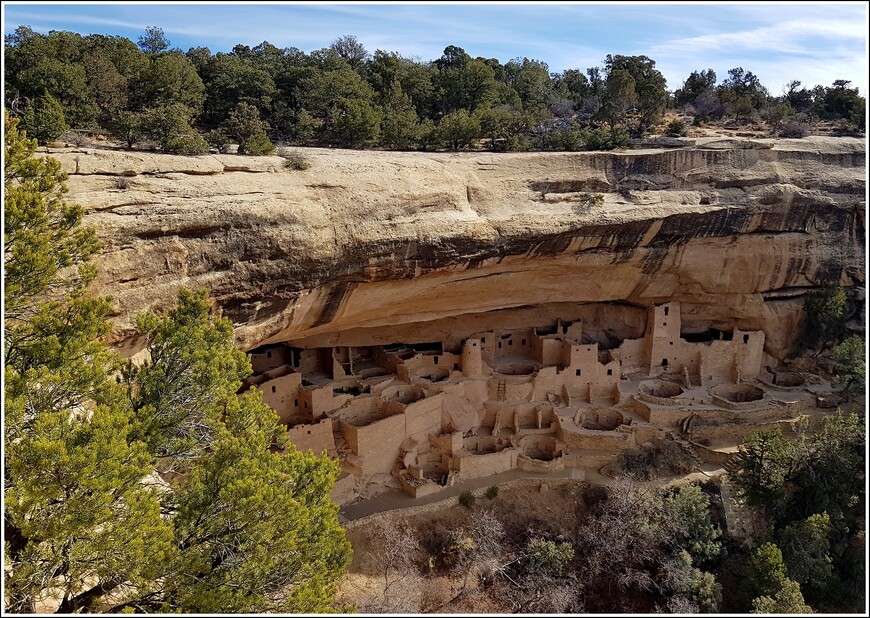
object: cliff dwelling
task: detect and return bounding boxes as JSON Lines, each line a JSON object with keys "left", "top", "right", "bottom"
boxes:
{"left": 244, "top": 301, "right": 826, "bottom": 503}
{"left": 53, "top": 136, "right": 864, "bottom": 506}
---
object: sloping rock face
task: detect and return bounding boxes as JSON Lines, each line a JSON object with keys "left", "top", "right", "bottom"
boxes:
{"left": 51, "top": 136, "right": 865, "bottom": 360}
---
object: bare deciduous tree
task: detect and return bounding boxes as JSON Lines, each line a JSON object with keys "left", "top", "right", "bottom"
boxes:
{"left": 359, "top": 517, "right": 420, "bottom": 612}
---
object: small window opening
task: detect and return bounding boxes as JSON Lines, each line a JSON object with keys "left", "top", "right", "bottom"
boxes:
{"left": 434, "top": 356, "right": 439, "bottom": 364}
{"left": 575, "top": 369, "right": 582, "bottom": 376}
{"left": 607, "top": 369, "right": 613, "bottom": 376}
{"left": 664, "top": 306, "right": 669, "bottom": 316}
{"left": 271, "top": 385, "right": 276, "bottom": 393}
{"left": 743, "top": 334, "right": 749, "bottom": 344}
{"left": 662, "top": 358, "right": 668, "bottom": 367}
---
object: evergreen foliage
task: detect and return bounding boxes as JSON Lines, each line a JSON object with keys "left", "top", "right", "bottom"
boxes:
{"left": 5, "top": 26, "right": 861, "bottom": 152}
{"left": 3, "top": 113, "right": 351, "bottom": 612}
{"left": 20, "top": 92, "right": 68, "bottom": 144}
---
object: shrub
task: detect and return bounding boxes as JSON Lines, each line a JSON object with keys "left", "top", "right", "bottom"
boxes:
{"left": 666, "top": 119, "right": 687, "bottom": 136}
{"left": 541, "top": 127, "right": 585, "bottom": 151}
{"left": 579, "top": 193, "right": 604, "bottom": 207}
{"left": 111, "top": 111, "right": 142, "bottom": 149}
{"left": 436, "top": 109, "right": 480, "bottom": 150}
{"left": 581, "top": 127, "right": 629, "bottom": 151}
{"left": 458, "top": 490, "right": 476, "bottom": 509}
{"left": 779, "top": 121, "right": 810, "bottom": 138}
{"left": 163, "top": 132, "right": 209, "bottom": 155}
{"left": 63, "top": 130, "right": 91, "bottom": 147}
{"left": 492, "top": 134, "right": 533, "bottom": 152}
{"left": 283, "top": 152, "right": 310, "bottom": 170}
{"left": 485, "top": 486, "right": 499, "bottom": 500}
{"left": 242, "top": 131, "right": 275, "bottom": 156}
{"left": 21, "top": 93, "right": 69, "bottom": 145}
{"left": 205, "top": 128, "right": 230, "bottom": 153}
{"left": 800, "top": 287, "right": 848, "bottom": 349}
{"left": 523, "top": 538, "right": 575, "bottom": 574}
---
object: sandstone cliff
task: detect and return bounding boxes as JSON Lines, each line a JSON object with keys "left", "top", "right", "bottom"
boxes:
{"left": 50, "top": 136, "right": 865, "bottom": 360}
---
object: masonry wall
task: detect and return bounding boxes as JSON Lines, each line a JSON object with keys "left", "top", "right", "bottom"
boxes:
{"left": 648, "top": 303, "right": 683, "bottom": 375}
{"left": 461, "top": 338, "right": 485, "bottom": 377}
{"left": 259, "top": 371, "right": 302, "bottom": 423}
{"left": 404, "top": 352, "right": 462, "bottom": 378}
{"left": 452, "top": 449, "right": 517, "bottom": 480}
{"left": 286, "top": 418, "right": 336, "bottom": 456}
{"left": 557, "top": 424, "right": 636, "bottom": 450}
{"left": 374, "top": 347, "right": 406, "bottom": 373}
{"left": 339, "top": 412, "right": 406, "bottom": 476}
{"left": 405, "top": 393, "right": 445, "bottom": 441}
{"left": 534, "top": 336, "right": 563, "bottom": 367}
{"left": 517, "top": 454, "right": 564, "bottom": 473}
{"left": 734, "top": 329, "right": 765, "bottom": 379}
{"left": 489, "top": 375, "right": 535, "bottom": 401}
{"left": 532, "top": 366, "right": 563, "bottom": 401}
{"left": 615, "top": 337, "right": 648, "bottom": 374}
{"left": 251, "top": 346, "right": 291, "bottom": 374}
{"left": 298, "top": 385, "right": 339, "bottom": 419}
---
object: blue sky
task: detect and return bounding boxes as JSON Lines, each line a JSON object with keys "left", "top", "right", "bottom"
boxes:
{"left": 3, "top": 1, "right": 868, "bottom": 95}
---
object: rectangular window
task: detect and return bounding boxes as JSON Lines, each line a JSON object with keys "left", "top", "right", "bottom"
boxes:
{"left": 434, "top": 356, "right": 439, "bottom": 364}
{"left": 454, "top": 363, "right": 459, "bottom": 370}
{"left": 607, "top": 369, "right": 613, "bottom": 376}
{"left": 498, "top": 342, "right": 502, "bottom": 349}
{"left": 481, "top": 337, "right": 486, "bottom": 343}
{"left": 508, "top": 340, "right": 513, "bottom": 346}
{"left": 743, "top": 334, "right": 750, "bottom": 344}
{"left": 521, "top": 338, "right": 526, "bottom": 345}
{"left": 576, "top": 369, "right": 581, "bottom": 376}
{"left": 664, "top": 306, "right": 669, "bottom": 316}
{"left": 271, "top": 385, "right": 276, "bottom": 393}
{"left": 294, "top": 399, "right": 298, "bottom": 406}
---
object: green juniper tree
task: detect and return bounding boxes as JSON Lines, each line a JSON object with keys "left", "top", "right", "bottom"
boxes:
{"left": 3, "top": 110, "right": 351, "bottom": 613}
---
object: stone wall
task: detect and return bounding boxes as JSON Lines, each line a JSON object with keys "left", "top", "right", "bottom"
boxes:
{"left": 405, "top": 393, "right": 445, "bottom": 441}
{"left": 452, "top": 449, "right": 518, "bottom": 481}
{"left": 258, "top": 371, "right": 302, "bottom": 423}
{"left": 339, "top": 412, "right": 406, "bottom": 475}
{"left": 286, "top": 418, "right": 336, "bottom": 456}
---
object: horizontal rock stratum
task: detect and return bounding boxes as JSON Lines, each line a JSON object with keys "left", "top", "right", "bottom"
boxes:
{"left": 51, "top": 136, "right": 865, "bottom": 361}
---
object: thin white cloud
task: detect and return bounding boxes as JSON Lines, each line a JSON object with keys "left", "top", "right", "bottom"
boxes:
{"left": 7, "top": 9, "right": 229, "bottom": 39}
{"left": 8, "top": 10, "right": 147, "bottom": 32}
{"left": 650, "top": 18, "right": 865, "bottom": 57}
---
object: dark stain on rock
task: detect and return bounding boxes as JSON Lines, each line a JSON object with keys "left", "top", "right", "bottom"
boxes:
{"left": 313, "top": 282, "right": 357, "bottom": 327}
